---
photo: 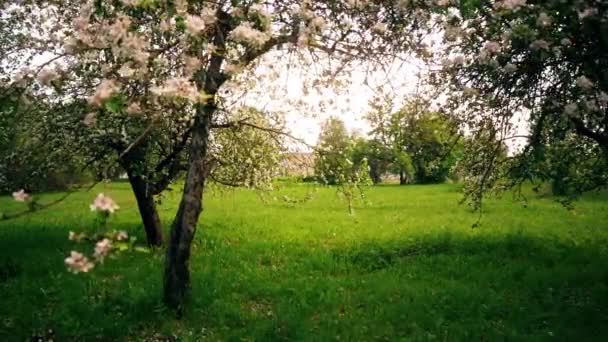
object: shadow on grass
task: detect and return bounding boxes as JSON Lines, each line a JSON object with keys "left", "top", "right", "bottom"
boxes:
{"left": 333, "top": 232, "right": 608, "bottom": 273}
{"left": 2, "top": 223, "right": 608, "bottom": 340}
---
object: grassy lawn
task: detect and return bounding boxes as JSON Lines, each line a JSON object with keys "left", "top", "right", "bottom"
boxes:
{"left": 1, "top": 182, "right": 608, "bottom": 341}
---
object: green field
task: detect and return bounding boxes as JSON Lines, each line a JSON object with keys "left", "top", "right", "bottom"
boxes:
{"left": 1, "top": 182, "right": 608, "bottom": 341}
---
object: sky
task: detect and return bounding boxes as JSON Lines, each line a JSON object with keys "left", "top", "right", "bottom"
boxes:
{"left": 237, "top": 52, "right": 424, "bottom": 148}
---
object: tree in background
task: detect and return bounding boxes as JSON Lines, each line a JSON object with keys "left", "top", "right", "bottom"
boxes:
{"left": 315, "top": 117, "right": 371, "bottom": 214}
{"left": 366, "top": 98, "right": 463, "bottom": 185}
{"left": 351, "top": 138, "right": 393, "bottom": 184}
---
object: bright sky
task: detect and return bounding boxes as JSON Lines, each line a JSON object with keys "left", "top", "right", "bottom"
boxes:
{"left": 237, "top": 53, "right": 424, "bottom": 147}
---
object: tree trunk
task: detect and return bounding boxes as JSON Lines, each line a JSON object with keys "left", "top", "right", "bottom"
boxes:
{"left": 163, "top": 105, "right": 213, "bottom": 312}
{"left": 399, "top": 169, "right": 406, "bottom": 185}
{"left": 127, "top": 173, "right": 163, "bottom": 247}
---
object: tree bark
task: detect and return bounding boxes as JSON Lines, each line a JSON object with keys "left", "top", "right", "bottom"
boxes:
{"left": 163, "top": 36, "right": 226, "bottom": 310}
{"left": 399, "top": 169, "right": 406, "bottom": 185}
{"left": 163, "top": 105, "right": 212, "bottom": 312}
{"left": 127, "top": 173, "right": 163, "bottom": 247}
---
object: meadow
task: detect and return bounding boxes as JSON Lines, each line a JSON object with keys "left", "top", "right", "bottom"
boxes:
{"left": 1, "top": 182, "right": 608, "bottom": 341}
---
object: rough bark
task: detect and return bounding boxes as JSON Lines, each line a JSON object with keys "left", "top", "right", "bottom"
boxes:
{"left": 162, "top": 9, "right": 297, "bottom": 312}
{"left": 163, "top": 20, "right": 228, "bottom": 311}
{"left": 163, "top": 105, "right": 212, "bottom": 312}
{"left": 127, "top": 172, "right": 163, "bottom": 246}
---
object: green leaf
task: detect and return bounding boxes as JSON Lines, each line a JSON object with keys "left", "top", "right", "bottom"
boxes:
{"left": 104, "top": 95, "right": 125, "bottom": 113}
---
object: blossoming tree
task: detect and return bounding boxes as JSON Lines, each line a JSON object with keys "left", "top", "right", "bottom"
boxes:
{"left": 2, "top": 0, "right": 430, "bottom": 310}
{"left": 432, "top": 0, "right": 608, "bottom": 207}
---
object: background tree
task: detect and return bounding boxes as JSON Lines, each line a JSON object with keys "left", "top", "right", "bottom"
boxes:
{"left": 366, "top": 98, "right": 463, "bottom": 185}
{"left": 315, "top": 117, "right": 371, "bottom": 214}
{"left": 351, "top": 138, "right": 393, "bottom": 184}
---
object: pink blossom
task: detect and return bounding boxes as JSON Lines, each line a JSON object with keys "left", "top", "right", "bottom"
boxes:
{"left": 536, "top": 12, "right": 552, "bottom": 27}
{"left": 65, "top": 251, "right": 95, "bottom": 274}
{"left": 90, "top": 193, "right": 120, "bottom": 213}
{"left": 126, "top": 102, "right": 142, "bottom": 115}
{"left": 88, "top": 79, "right": 119, "bottom": 107}
{"left": 94, "top": 238, "right": 113, "bottom": 261}
{"left": 12, "top": 189, "right": 29, "bottom": 202}
{"left": 185, "top": 14, "right": 206, "bottom": 35}
{"left": 483, "top": 41, "right": 501, "bottom": 54}
{"left": 183, "top": 56, "right": 201, "bottom": 76}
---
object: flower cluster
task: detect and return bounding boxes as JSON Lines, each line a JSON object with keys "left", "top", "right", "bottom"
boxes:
{"left": 65, "top": 251, "right": 95, "bottom": 274}
{"left": 12, "top": 189, "right": 29, "bottom": 202}
{"left": 151, "top": 77, "right": 201, "bottom": 103}
{"left": 90, "top": 193, "right": 120, "bottom": 213}
{"left": 89, "top": 80, "right": 119, "bottom": 107}
{"left": 230, "top": 22, "right": 271, "bottom": 48}
{"left": 93, "top": 238, "right": 113, "bottom": 261}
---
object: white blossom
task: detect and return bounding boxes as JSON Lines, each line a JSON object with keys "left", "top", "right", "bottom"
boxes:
{"left": 152, "top": 77, "right": 201, "bottom": 102}
{"left": 564, "top": 103, "right": 578, "bottom": 117}
{"left": 452, "top": 55, "right": 465, "bottom": 65}
{"left": 229, "top": 22, "right": 270, "bottom": 47}
{"left": 536, "top": 12, "right": 552, "bottom": 27}
{"left": 68, "top": 231, "right": 86, "bottom": 242}
{"left": 83, "top": 112, "right": 97, "bottom": 127}
{"left": 118, "top": 64, "right": 136, "bottom": 78}
{"left": 495, "top": 0, "right": 527, "bottom": 11}
{"left": 12, "top": 189, "right": 29, "bottom": 202}
{"left": 599, "top": 92, "right": 608, "bottom": 105}
{"left": 116, "top": 231, "right": 129, "bottom": 241}
{"left": 576, "top": 76, "right": 594, "bottom": 90}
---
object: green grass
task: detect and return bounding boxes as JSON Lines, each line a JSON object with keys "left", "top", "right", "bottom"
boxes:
{"left": 1, "top": 182, "right": 608, "bottom": 341}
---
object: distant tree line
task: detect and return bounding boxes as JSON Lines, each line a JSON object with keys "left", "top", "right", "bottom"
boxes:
{"left": 314, "top": 100, "right": 464, "bottom": 186}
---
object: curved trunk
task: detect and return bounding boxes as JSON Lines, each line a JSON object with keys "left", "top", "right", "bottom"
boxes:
{"left": 127, "top": 173, "right": 163, "bottom": 247}
{"left": 163, "top": 105, "right": 212, "bottom": 313}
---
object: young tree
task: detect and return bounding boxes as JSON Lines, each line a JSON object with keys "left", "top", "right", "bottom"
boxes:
{"left": 314, "top": 117, "right": 371, "bottom": 214}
